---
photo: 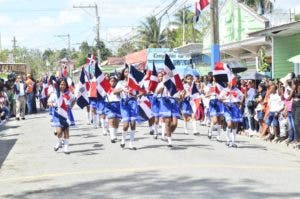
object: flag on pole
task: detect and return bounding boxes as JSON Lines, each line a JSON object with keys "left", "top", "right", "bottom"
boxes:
{"left": 57, "top": 94, "right": 69, "bottom": 128}
{"left": 213, "top": 62, "right": 236, "bottom": 88}
{"left": 163, "top": 54, "right": 184, "bottom": 96}
{"left": 195, "top": 2, "right": 201, "bottom": 22}
{"left": 199, "top": 0, "right": 209, "bottom": 10}
{"left": 190, "top": 82, "right": 202, "bottom": 113}
{"left": 148, "top": 62, "right": 158, "bottom": 93}
{"left": 76, "top": 67, "right": 90, "bottom": 109}
{"left": 128, "top": 64, "right": 146, "bottom": 93}
{"left": 86, "top": 54, "right": 96, "bottom": 65}
{"left": 94, "top": 61, "right": 111, "bottom": 97}
{"left": 137, "top": 96, "right": 153, "bottom": 122}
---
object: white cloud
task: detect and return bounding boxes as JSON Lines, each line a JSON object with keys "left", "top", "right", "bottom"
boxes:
{"left": 0, "top": 15, "right": 12, "bottom": 26}
{"left": 58, "top": 10, "right": 84, "bottom": 25}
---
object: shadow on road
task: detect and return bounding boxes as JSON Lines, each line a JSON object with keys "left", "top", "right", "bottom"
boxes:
{"left": 0, "top": 125, "right": 20, "bottom": 131}
{"left": 0, "top": 138, "right": 17, "bottom": 169}
{"left": 2, "top": 171, "right": 300, "bottom": 198}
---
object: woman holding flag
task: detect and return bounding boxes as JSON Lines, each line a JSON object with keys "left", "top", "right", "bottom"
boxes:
{"left": 219, "top": 79, "right": 244, "bottom": 148}
{"left": 113, "top": 65, "right": 139, "bottom": 150}
{"left": 180, "top": 74, "right": 199, "bottom": 135}
{"left": 105, "top": 76, "right": 121, "bottom": 143}
{"left": 49, "top": 77, "right": 75, "bottom": 154}
{"left": 155, "top": 54, "right": 183, "bottom": 147}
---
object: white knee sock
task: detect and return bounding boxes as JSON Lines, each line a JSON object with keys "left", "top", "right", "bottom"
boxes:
{"left": 87, "top": 112, "right": 91, "bottom": 123}
{"left": 121, "top": 131, "right": 127, "bottom": 144}
{"left": 161, "top": 122, "right": 166, "bottom": 138}
{"left": 217, "top": 125, "right": 221, "bottom": 139}
{"left": 154, "top": 124, "right": 158, "bottom": 135}
{"left": 192, "top": 120, "right": 197, "bottom": 133}
{"left": 226, "top": 128, "right": 231, "bottom": 142}
{"left": 129, "top": 131, "right": 135, "bottom": 147}
{"left": 231, "top": 129, "right": 237, "bottom": 144}
{"left": 93, "top": 114, "right": 98, "bottom": 128}
{"left": 184, "top": 121, "right": 188, "bottom": 134}
{"left": 109, "top": 127, "right": 116, "bottom": 140}
{"left": 167, "top": 136, "right": 172, "bottom": 145}
{"left": 100, "top": 118, "right": 104, "bottom": 127}
{"left": 210, "top": 124, "right": 215, "bottom": 135}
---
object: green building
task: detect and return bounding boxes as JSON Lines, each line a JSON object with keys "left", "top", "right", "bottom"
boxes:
{"left": 249, "top": 21, "right": 300, "bottom": 78}
{"left": 203, "top": 0, "right": 270, "bottom": 72}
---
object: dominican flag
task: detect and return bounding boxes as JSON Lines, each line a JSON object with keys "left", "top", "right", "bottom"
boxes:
{"left": 137, "top": 96, "right": 153, "bottom": 122}
{"left": 95, "top": 62, "right": 111, "bottom": 97}
{"left": 195, "top": 1, "right": 201, "bottom": 22}
{"left": 148, "top": 62, "right": 158, "bottom": 93}
{"left": 213, "top": 62, "right": 235, "bottom": 88}
{"left": 163, "top": 54, "right": 184, "bottom": 96}
{"left": 86, "top": 54, "right": 96, "bottom": 65}
{"left": 190, "top": 82, "right": 202, "bottom": 113}
{"left": 76, "top": 67, "right": 90, "bottom": 109}
{"left": 199, "top": 0, "right": 209, "bottom": 10}
{"left": 128, "top": 64, "right": 146, "bottom": 93}
{"left": 57, "top": 94, "right": 69, "bottom": 127}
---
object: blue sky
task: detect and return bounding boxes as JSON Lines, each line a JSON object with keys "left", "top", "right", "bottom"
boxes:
{"left": 0, "top": 0, "right": 299, "bottom": 52}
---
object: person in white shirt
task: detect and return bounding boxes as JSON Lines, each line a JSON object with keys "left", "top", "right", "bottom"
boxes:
{"left": 265, "top": 85, "right": 284, "bottom": 140}
{"left": 244, "top": 80, "right": 256, "bottom": 135}
{"left": 49, "top": 78, "right": 75, "bottom": 154}
{"left": 219, "top": 80, "right": 244, "bottom": 147}
{"left": 105, "top": 76, "right": 121, "bottom": 143}
{"left": 14, "top": 76, "right": 26, "bottom": 120}
{"left": 180, "top": 74, "right": 198, "bottom": 135}
{"left": 113, "top": 67, "right": 138, "bottom": 150}
{"left": 206, "top": 77, "right": 224, "bottom": 141}
{"left": 155, "top": 77, "right": 181, "bottom": 147}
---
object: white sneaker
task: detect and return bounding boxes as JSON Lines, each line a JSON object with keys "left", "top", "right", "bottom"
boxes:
{"left": 54, "top": 142, "right": 62, "bottom": 151}
{"left": 63, "top": 144, "right": 70, "bottom": 154}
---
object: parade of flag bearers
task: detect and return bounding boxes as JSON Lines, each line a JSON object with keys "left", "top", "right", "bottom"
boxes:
{"left": 40, "top": 52, "right": 262, "bottom": 153}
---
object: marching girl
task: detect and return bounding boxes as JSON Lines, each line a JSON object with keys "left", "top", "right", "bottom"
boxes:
{"left": 180, "top": 74, "right": 198, "bottom": 135}
{"left": 48, "top": 77, "right": 75, "bottom": 154}
{"left": 88, "top": 75, "right": 100, "bottom": 129}
{"left": 114, "top": 66, "right": 139, "bottom": 150}
{"left": 206, "top": 77, "right": 224, "bottom": 141}
{"left": 105, "top": 76, "right": 121, "bottom": 143}
{"left": 152, "top": 72, "right": 164, "bottom": 139}
{"left": 156, "top": 78, "right": 181, "bottom": 147}
{"left": 219, "top": 79, "right": 244, "bottom": 147}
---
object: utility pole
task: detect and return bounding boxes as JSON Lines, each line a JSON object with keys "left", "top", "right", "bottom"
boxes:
{"left": 12, "top": 36, "right": 17, "bottom": 62}
{"left": 73, "top": 3, "right": 101, "bottom": 63}
{"left": 210, "top": 0, "right": 220, "bottom": 70}
{"left": 0, "top": 33, "right": 2, "bottom": 51}
{"left": 182, "top": 5, "right": 186, "bottom": 45}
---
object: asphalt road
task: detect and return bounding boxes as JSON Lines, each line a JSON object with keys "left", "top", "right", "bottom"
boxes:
{"left": 0, "top": 108, "right": 300, "bottom": 199}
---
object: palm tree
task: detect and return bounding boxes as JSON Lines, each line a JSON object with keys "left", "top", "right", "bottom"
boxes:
{"left": 137, "top": 16, "right": 165, "bottom": 49}
{"left": 168, "top": 7, "right": 202, "bottom": 45}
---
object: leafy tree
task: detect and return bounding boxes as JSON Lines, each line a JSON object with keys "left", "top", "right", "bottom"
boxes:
{"left": 79, "top": 41, "right": 91, "bottom": 55}
{"left": 94, "top": 40, "right": 112, "bottom": 62}
{"left": 58, "top": 48, "right": 68, "bottom": 59}
{"left": 0, "top": 50, "right": 9, "bottom": 62}
{"left": 117, "top": 41, "right": 136, "bottom": 57}
{"left": 168, "top": 8, "right": 202, "bottom": 46}
{"left": 295, "top": 14, "right": 300, "bottom": 21}
{"left": 137, "top": 16, "right": 165, "bottom": 49}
